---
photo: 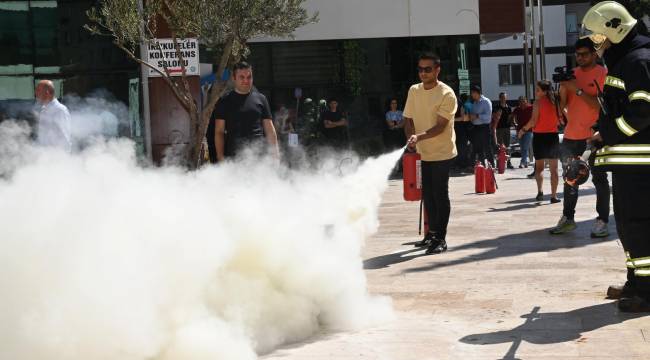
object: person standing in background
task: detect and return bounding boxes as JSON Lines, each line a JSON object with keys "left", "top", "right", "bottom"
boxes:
{"left": 494, "top": 92, "right": 514, "bottom": 169}
{"left": 211, "top": 62, "right": 279, "bottom": 161}
{"left": 512, "top": 96, "right": 534, "bottom": 168}
{"left": 321, "top": 99, "right": 349, "bottom": 149}
{"left": 549, "top": 37, "right": 609, "bottom": 237}
{"left": 34, "top": 80, "right": 71, "bottom": 152}
{"left": 469, "top": 85, "right": 494, "bottom": 167}
{"left": 518, "top": 80, "right": 561, "bottom": 204}
{"left": 385, "top": 98, "right": 405, "bottom": 150}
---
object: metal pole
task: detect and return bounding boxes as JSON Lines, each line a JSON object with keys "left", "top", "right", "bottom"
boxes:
{"left": 538, "top": 0, "right": 547, "bottom": 80}
{"left": 138, "top": 0, "right": 152, "bottom": 160}
{"left": 523, "top": 0, "right": 530, "bottom": 100}
{"left": 530, "top": 0, "right": 538, "bottom": 100}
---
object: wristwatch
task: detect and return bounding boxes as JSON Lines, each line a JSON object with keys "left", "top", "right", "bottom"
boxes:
{"left": 576, "top": 88, "right": 584, "bottom": 96}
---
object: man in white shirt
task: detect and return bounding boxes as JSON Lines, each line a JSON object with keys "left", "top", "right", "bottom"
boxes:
{"left": 35, "top": 80, "right": 72, "bottom": 151}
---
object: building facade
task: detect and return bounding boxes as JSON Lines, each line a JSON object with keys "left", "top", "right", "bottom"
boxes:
{"left": 479, "top": 1, "right": 594, "bottom": 101}
{"left": 245, "top": 0, "right": 487, "bottom": 153}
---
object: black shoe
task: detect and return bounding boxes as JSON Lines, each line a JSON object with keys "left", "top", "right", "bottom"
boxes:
{"left": 607, "top": 283, "right": 637, "bottom": 299}
{"left": 618, "top": 296, "right": 650, "bottom": 313}
{"left": 507, "top": 161, "right": 514, "bottom": 169}
{"left": 527, "top": 170, "right": 536, "bottom": 179}
{"left": 425, "top": 239, "right": 447, "bottom": 254}
{"left": 414, "top": 232, "right": 435, "bottom": 247}
{"left": 550, "top": 197, "right": 561, "bottom": 204}
{"left": 535, "top": 192, "right": 543, "bottom": 201}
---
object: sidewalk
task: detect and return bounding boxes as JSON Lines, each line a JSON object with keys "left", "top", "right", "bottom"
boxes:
{"left": 263, "top": 167, "right": 650, "bottom": 360}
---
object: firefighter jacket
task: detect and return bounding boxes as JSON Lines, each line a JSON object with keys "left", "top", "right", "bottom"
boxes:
{"left": 594, "top": 28, "right": 650, "bottom": 171}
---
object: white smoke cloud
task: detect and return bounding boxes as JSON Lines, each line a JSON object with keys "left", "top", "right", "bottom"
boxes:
{"left": 0, "top": 124, "right": 397, "bottom": 360}
{"left": 63, "top": 89, "right": 129, "bottom": 150}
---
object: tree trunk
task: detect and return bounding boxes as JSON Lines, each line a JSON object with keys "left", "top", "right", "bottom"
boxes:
{"left": 189, "top": 38, "right": 234, "bottom": 168}
{"left": 188, "top": 107, "right": 202, "bottom": 169}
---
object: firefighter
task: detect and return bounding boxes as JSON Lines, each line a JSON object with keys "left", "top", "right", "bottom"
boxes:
{"left": 583, "top": 1, "right": 650, "bottom": 312}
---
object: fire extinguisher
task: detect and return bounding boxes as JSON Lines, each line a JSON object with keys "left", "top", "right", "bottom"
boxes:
{"left": 497, "top": 144, "right": 507, "bottom": 174}
{"left": 485, "top": 164, "right": 497, "bottom": 194}
{"left": 402, "top": 151, "right": 422, "bottom": 201}
{"left": 475, "top": 161, "right": 486, "bottom": 193}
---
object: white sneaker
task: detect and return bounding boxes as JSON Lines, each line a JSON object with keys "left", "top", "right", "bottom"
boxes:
{"left": 591, "top": 219, "right": 609, "bottom": 238}
{"left": 549, "top": 215, "right": 577, "bottom": 235}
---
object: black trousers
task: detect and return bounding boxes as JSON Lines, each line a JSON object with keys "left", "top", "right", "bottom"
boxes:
{"left": 613, "top": 171, "right": 650, "bottom": 299}
{"left": 454, "top": 121, "right": 472, "bottom": 168}
{"left": 422, "top": 158, "right": 454, "bottom": 240}
{"left": 471, "top": 124, "right": 494, "bottom": 166}
{"left": 561, "top": 139, "right": 610, "bottom": 221}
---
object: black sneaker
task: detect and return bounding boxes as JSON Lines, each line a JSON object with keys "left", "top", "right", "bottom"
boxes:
{"left": 425, "top": 239, "right": 448, "bottom": 254}
{"left": 414, "top": 232, "right": 435, "bottom": 247}
{"left": 507, "top": 161, "right": 514, "bottom": 169}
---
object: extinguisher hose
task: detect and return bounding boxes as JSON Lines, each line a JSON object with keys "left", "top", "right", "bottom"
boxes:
{"left": 418, "top": 199, "right": 423, "bottom": 235}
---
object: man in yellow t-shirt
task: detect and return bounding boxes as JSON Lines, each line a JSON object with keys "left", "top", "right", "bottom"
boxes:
{"left": 404, "top": 53, "right": 458, "bottom": 255}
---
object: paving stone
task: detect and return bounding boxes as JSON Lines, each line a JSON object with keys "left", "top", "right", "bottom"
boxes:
{"left": 263, "top": 168, "right": 649, "bottom": 359}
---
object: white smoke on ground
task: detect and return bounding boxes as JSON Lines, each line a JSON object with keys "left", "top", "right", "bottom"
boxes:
{"left": 0, "top": 122, "right": 399, "bottom": 360}
{"left": 63, "top": 89, "right": 129, "bottom": 150}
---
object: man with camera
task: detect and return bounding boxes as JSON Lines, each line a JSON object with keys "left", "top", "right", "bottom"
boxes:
{"left": 583, "top": 1, "right": 650, "bottom": 312}
{"left": 549, "top": 37, "right": 609, "bottom": 237}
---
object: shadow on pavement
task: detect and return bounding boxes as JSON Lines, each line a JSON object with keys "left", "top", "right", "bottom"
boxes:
{"left": 402, "top": 216, "right": 616, "bottom": 274}
{"left": 500, "top": 187, "right": 597, "bottom": 206}
{"left": 487, "top": 202, "right": 546, "bottom": 212}
{"left": 459, "top": 303, "right": 646, "bottom": 359}
{"left": 363, "top": 248, "right": 428, "bottom": 269}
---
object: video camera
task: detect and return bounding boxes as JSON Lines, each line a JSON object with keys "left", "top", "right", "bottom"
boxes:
{"left": 552, "top": 66, "right": 575, "bottom": 83}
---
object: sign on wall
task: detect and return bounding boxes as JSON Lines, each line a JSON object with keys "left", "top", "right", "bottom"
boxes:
{"left": 146, "top": 38, "right": 199, "bottom": 77}
{"left": 458, "top": 69, "right": 470, "bottom": 95}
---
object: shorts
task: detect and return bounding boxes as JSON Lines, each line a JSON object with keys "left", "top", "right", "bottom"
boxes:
{"left": 533, "top": 132, "right": 560, "bottom": 160}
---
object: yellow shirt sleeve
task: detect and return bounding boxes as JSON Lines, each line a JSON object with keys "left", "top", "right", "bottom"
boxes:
{"left": 403, "top": 87, "right": 415, "bottom": 119}
{"left": 436, "top": 91, "right": 458, "bottom": 121}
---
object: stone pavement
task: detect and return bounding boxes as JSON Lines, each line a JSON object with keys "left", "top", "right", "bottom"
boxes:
{"left": 263, "top": 167, "right": 650, "bottom": 360}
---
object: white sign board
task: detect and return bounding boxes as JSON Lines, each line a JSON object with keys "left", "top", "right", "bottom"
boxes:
{"left": 288, "top": 133, "right": 299, "bottom": 147}
{"left": 146, "top": 38, "right": 199, "bottom": 77}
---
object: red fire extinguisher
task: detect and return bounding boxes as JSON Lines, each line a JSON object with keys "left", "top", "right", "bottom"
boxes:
{"left": 475, "top": 161, "right": 486, "bottom": 193}
{"left": 497, "top": 144, "right": 507, "bottom": 174}
{"left": 485, "top": 164, "right": 497, "bottom": 194}
{"left": 403, "top": 152, "right": 422, "bottom": 201}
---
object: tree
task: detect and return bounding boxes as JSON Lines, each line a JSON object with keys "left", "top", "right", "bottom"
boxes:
{"left": 86, "top": 0, "right": 317, "bottom": 168}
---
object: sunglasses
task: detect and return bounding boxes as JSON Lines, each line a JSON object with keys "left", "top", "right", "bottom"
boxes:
{"left": 417, "top": 66, "right": 434, "bottom": 73}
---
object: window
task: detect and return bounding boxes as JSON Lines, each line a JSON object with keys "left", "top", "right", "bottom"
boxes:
{"left": 498, "top": 63, "right": 524, "bottom": 86}
{"left": 566, "top": 13, "right": 578, "bottom": 33}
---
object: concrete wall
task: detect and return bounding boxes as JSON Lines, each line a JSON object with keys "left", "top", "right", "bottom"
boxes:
{"left": 252, "top": 0, "right": 480, "bottom": 42}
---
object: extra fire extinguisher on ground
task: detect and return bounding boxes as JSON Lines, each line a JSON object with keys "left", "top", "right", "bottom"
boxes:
{"left": 497, "top": 144, "right": 508, "bottom": 174}
{"left": 475, "top": 161, "right": 498, "bottom": 194}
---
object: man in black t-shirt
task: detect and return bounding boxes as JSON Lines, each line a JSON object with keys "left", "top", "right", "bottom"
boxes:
{"left": 320, "top": 99, "right": 349, "bottom": 149}
{"left": 209, "top": 62, "right": 278, "bottom": 161}
{"left": 494, "top": 92, "right": 514, "bottom": 169}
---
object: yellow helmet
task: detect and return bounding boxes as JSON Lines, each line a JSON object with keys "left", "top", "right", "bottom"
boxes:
{"left": 582, "top": 1, "right": 637, "bottom": 44}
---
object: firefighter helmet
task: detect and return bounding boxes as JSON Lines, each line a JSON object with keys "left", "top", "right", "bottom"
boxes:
{"left": 582, "top": 1, "right": 638, "bottom": 44}
{"left": 564, "top": 158, "right": 591, "bottom": 187}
